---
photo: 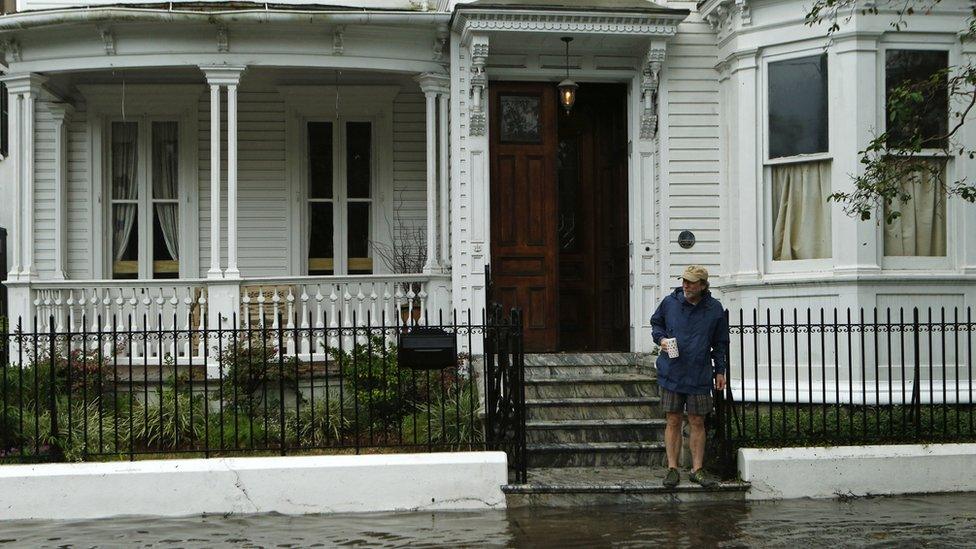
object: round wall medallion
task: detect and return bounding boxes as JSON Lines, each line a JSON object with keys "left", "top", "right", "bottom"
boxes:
{"left": 678, "top": 230, "right": 696, "bottom": 249}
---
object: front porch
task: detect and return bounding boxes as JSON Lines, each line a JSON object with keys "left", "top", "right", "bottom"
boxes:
{"left": 3, "top": 39, "right": 456, "bottom": 338}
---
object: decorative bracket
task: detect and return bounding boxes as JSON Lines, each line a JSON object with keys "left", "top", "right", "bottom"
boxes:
{"left": 433, "top": 23, "right": 449, "bottom": 62}
{"left": 467, "top": 34, "right": 489, "bottom": 137}
{"left": 216, "top": 24, "right": 229, "bottom": 53}
{"left": 640, "top": 45, "right": 666, "bottom": 140}
{"left": 1, "top": 39, "right": 21, "bottom": 63}
{"left": 333, "top": 25, "right": 345, "bottom": 56}
{"left": 96, "top": 25, "right": 116, "bottom": 56}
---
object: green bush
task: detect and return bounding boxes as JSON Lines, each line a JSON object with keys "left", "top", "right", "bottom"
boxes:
{"left": 217, "top": 333, "right": 301, "bottom": 417}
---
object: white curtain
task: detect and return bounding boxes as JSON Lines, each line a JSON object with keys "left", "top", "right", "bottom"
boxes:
{"left": 772, "top": 160, "right": 832, "bottom": 260}
{"left": 112, "top": 122, "right": 138, "bottom": 262}
{"left": 152, "top": 122, "right": 180, "bottom": 260}
{"left": 884, "top": 158, "right": 947, "bottom": 257}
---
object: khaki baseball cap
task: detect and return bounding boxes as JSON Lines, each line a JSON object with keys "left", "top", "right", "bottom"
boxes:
{"left": 681, "top": 265, "right": 709, "bottom": 282}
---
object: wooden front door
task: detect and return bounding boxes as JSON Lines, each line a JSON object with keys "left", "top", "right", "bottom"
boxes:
{"left": 489, "top": 82, "right": 629, "bottom": 352}
{"left": 557, "top": 84, "right": 630, "bottom": 351}
{"left": 489, "top": 82, "right": 559, "bottom": 351}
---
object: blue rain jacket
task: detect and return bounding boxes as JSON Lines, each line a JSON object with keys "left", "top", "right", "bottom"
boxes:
{"left": 650, "top": 287, "right": 730, "bottom": 395}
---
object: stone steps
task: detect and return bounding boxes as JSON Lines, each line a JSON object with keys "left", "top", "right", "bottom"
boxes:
{"left": 503, "top": 467, "right": 749, "bottom": 506}
{"left": 526, "top": 441, "right": 666, "bottom": 467}
{"left": 526, "top": 396, "right": 660, "bottom": 420}
{"left": 523, "top": 353, "right": 653, "bottom": 378}
{"left": 524, "top": 375, "right": 659, "bottom": 399}
{"left": 525, "top": 418, "right": 666, "bottom": 444}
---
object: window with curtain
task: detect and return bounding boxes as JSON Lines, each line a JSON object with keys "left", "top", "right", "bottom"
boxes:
{"left": 306, "top": 120, "right": 373, "bottom": 276}
{"left": 766, "top": 53, "right": 831, "bottom": 261}
{"left": 771, "top": 160, "right": 832, "bottom": 260}
{"left": 883, "top": 157, "right": 947, "bottom": 257}
{"left": 884, "top": 50, "right": 950, "bottom": 258}
{"left": 110, "top": 119, "right": 181, "bottom": 279}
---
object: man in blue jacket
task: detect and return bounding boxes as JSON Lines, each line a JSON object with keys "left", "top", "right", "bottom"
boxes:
{"left": 650, "top": 265, "right": 729, "bottom": 488}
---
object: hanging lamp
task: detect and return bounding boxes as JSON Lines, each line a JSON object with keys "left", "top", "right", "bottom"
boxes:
{"left": 557, "top": 36, "right": 578, "bottom": 114}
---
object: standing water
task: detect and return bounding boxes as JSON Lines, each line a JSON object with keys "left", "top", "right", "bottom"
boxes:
{"left": 1, "top": 493, "right": 975, "bottom": 547}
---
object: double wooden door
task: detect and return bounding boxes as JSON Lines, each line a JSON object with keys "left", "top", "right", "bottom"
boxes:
{"left": 489, "top": 82, "right": 629, "bottom": 352}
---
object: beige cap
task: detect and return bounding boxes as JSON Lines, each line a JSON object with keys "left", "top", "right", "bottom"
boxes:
{"left": 681, "top": 265, "right": 709, "bottom": 282}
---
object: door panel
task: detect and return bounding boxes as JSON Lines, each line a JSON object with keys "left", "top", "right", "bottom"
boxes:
{"left": 490, "top": 82, "right": 559, "bottom": 352}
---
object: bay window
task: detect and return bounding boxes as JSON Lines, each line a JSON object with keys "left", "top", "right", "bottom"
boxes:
{"left": 766, "top": 53, "right": 832, "bottom": 261}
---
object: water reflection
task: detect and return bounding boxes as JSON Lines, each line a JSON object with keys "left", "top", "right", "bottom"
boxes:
{"left": 1, "top": 493, "right": 975, "bottom": 547}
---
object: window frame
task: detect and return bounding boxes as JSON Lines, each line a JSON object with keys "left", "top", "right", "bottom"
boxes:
{"left": 301, "top": 117, "right": 377, "bottom": 276}
{"left": 79, "top": 84, "right": 199, "bottom": 280}
{"left": 281, "top": 85, "right": 397, "bottom": 277}
{"left": 760, "top": 47, "right": 835, "bottom": 272}
{"left": 877, "top": 40, "right": 958, "bottom": 270}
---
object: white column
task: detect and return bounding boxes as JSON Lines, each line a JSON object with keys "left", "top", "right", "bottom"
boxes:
{"left": 207, "top": 81, "right": 222, "bottom": 279}
{"left": 730, "top": 50, "right": 761, "bottom": 281}
{"left": 49, "top": 103, "right": 73, "bottom": 280}
{"left": 201, "top": 66, "right": 246, "bottom": 280}
{"left": 415, "top": 73, "right": 450, "bottom": 274}
{"left": 22, "top": 87, "right": 36, "bottom": 278}
{"left": 8, "top": 87, "right": 21, "bottom": 280}
{"left": 832, "top": 35, "right": 881, "bottom": 276}
{"left": 438, "top": 91, "right": 450, "bottom": 269}
{"left": 226, "top": 82, "right": 240, "bottom": 279}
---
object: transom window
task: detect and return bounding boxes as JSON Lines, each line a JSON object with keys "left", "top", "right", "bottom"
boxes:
{"left": 110, "top": 120, "right": 181, "bottom": 279}
{"left": 306, "top": 120, "right": 373, "bottom": 275}
{"left": 765, "top": 53, "right": 832, "bottom": 262}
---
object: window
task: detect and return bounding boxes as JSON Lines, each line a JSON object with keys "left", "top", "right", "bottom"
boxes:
{"left": 110, "top": 120, "right": 181, "bottom": 279}
{"left": 885, "top": 50, "right": 948, "bottom": 149}
{"left": 766, "top": 54, "right": 831, "bottom": 261}
{"left": 306, "top": 120, "right": 373, "bottom": 275}
{"left": 768, "top": 54, "right": 828, "bottom": 159}
{"left": 883, "top": 50, "right": 950, "bottom": 258}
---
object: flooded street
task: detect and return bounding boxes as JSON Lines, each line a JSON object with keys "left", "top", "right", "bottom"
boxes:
{"left": 2, "top": 493, "right": 975, "bottom": 547}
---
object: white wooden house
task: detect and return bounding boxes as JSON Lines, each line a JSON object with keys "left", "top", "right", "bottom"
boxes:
{"left": 0, "top": 0, "right": 972, "bottom": 356}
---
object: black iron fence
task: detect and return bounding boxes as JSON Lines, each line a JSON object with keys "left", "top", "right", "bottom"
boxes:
{"left": 714, "top": 307, "right": 976, "bottom": 476}
{"left": 0, "top": 307, "right": 527, "bottom": 482}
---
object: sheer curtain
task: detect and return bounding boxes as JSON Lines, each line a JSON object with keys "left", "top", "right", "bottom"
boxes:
{"left": 771, "top": 160, "right": 832, "bottom": 260}
{"left": 884, "top": 157, "right": 947, "bottom": 256}
{"left": 112, "top": 122, "right": 138, "bottom": 262}
{"left": 152, "top": 122, "right": 180, "bottom": 261}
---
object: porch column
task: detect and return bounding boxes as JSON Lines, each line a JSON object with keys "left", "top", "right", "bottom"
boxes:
{"left": 201, "top": 66, "right": 246, "bottom": 280}
{"left": 415, "top": 73, "right": 450, "bottom": 274}
{"left": 49, "top": 103, "right": 73, "bottom": 280}
{"left": 438, "top": 90, "right": 450, "bottom": 269}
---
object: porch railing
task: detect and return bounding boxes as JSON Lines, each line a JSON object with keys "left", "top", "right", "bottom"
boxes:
{"left": 17, "top": 274, "right": 450, "bottom": 362}
{"left": 713, "top": 307, "right": 976, "bottom": 477}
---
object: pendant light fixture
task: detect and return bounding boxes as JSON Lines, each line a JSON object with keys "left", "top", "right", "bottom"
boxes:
{"left": 557, "top": 36, "right": 578, "bottom": 114}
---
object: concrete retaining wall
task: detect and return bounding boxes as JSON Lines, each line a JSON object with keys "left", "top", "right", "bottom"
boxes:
{"left": 0, "top": 452, "right": 508, "bottom": 520}
{"left": 739, "top": 444, "right": 976, "bottom": 500}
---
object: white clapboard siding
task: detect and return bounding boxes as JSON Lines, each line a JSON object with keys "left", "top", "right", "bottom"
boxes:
{"left": 392, "top": 91, "right": 428, "bottom": 247}
{"left": 663, "top": 5, "right": 721, "bottom": 279}
{"left": 32, "top": 103, "right": 57, "bottom": 277}
{"left": 66, "top": 109, "right": 91, "bottom": 279}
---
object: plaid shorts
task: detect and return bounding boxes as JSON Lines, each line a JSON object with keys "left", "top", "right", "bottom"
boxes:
{"left": 660, "top": 388, "right": 713, "bottom": 416}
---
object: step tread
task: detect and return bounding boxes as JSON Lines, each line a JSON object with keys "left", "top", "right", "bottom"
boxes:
{"left": 523, "top": 353, "right": 652, "bottom": 367}
{"left": 524, "top": 374, "right": 656, "bottom": 384}
{"left": 503, "top": 466, "right": 748, "bottom": 494}
{"left": 526, "top": 418, "right": 666, "bottom": 429}
{"left": 527, "top": 441, "right": 666, "bottom": 452}
{"left": 526, "top": 396, "right": 660, "bottom": 406}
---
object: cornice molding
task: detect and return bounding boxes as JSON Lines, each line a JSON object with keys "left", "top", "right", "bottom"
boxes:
{"left": 453, "top": 9, "right": 685, "bottom": 47}
{"left": 701, "top": 0, "right": 751, "bottom": 40}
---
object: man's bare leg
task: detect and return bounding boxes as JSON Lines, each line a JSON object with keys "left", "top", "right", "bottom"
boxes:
{"left": 688, "top": 413, "right": 705, "bottom": 472}
{"left": 665, "top": 412, "right": 682, "bottom": 469}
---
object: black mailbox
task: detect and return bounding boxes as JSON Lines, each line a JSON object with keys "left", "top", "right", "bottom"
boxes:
{"left": 398, "top": 328, "right": 457, "bottom": 370}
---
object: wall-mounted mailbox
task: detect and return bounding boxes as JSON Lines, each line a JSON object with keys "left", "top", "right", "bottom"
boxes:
{"left": 398, "top": 328, "right": 457, "bottom": 370}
